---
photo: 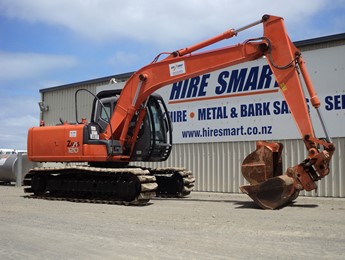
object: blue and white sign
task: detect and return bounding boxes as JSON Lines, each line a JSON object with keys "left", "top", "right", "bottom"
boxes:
{"left": 97, "top": 45, "right": 345, "bottom": 144}
{"left": 155, "top": 45, "right": 345, "bottom": 143}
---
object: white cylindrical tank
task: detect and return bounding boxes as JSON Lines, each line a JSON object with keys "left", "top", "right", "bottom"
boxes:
{"left": 0, "top": 153, "right": 38, "bottom": 186}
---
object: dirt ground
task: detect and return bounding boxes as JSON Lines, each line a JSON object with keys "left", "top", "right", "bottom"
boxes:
{"left": 0, "top": 185, "right": 344, "bottom": 260}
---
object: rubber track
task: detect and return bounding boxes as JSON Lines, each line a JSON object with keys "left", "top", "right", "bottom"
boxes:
{"left": 23, "top": 166, "right": 157, "bottom": 206}
{"left": 148, "top": 167, "right": 195, "bottom": 198}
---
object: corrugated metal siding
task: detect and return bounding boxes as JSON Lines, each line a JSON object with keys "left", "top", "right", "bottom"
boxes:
{"left": 298, "top": 38, "right": 345, "bottom": 52}
{"left": 41, "top": 84, "right": 345, "bottom": 198}
{"left": 42, "top": 85, "right": 97, "bottom": 125}
{"left": 134, "top": 138, "right": 345, "bottom": 198}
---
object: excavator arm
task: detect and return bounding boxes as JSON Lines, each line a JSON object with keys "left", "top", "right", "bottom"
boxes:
{"left": 241, "top": 16, "right": 335, "bottom": 209}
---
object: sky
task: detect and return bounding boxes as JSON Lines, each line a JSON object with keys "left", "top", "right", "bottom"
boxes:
{"left": 0, "top": 0, "right": 344, "bottom": 150}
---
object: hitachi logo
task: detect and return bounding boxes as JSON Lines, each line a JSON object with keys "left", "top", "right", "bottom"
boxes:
{"left": 169, "top": 65, "right": 278, "bottom": 102}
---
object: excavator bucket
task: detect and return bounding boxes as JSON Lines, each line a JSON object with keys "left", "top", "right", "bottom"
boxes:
{"left": 240, "top": 141, "right": 299, "bottom": 209}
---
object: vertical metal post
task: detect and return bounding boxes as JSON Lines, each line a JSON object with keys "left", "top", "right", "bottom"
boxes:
{"left": 16, "top": 152, "right": 23, "bottom": 187}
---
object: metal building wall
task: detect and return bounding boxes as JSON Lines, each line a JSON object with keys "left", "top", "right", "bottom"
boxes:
{"left": 41, "top": 85, "right": 345, "bottom": 198}
{"left": 41, "top": 75, "right": 131, "bottom": 125}
{"left": 134, "top": 138, "right": 344, "bottom": 198}
{"left": 41, "top": 85, "right": 97, "bottom": 125}
{"left": 39, "top": 35, "right": 345, "bottom": 198}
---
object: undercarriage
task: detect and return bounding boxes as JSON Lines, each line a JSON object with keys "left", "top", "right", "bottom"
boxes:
{"left": 23, "top": 166, "right": 195, "bottom": 205}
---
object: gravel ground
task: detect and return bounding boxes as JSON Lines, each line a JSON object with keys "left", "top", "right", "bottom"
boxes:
{"left": 0, "top": 185, "right": 344, "bottom": 260}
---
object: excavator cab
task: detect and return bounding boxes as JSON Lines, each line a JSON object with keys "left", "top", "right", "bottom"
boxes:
{"left": 91, "top": 90, "right": 172, "bottom": 162}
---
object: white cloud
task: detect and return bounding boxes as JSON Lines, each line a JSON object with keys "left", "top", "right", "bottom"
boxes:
{"left": 1, "top": 0, "right": 342, "bottom": 46}
{"left": 107, "top": 51, "right": 140, "bottom": 69}
{"left": 0, "top": 52, "right": 77, "bottom": 82}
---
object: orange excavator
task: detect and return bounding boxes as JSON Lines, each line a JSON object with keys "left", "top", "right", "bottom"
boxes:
{"left": 25, "top": 15, "right": 334, "bottom": 209}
